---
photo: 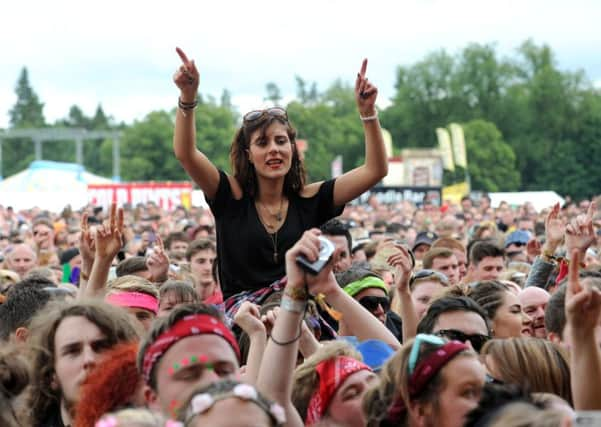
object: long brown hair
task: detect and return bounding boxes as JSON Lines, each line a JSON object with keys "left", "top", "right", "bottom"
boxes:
{"left": 25, "top": 300, "right": 142, "bottom": 426}
{"left": 230, "top": 114, "right": 305, "bottom": 198}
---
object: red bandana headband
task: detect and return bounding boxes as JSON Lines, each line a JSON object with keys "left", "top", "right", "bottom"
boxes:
{"left": 141, "top": 314, "right": 240, "bottom": 384}
{"left": 305, "top": 356, "right": 371, "bottom": 425}
{"left": 408, "top": 341, "right": 469, "bottom": 397}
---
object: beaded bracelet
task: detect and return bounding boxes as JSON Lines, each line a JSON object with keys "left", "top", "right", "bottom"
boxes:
{"left": 178, "top": 97, "right": 198, "bottom": 117}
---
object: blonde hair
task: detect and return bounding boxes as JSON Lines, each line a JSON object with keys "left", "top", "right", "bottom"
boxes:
{"left": 107, "top": 275, "right": 159, "bottom": 299}
{"left": 482, "top": 338, "right": 572, "bottom": 404}
{"left": 292, "top": 341, "right": 361, "bottom": 422}
{"left": 96, "top": 408, "right": 166, "bottom": 427}
{"left": 487, "top": 402, "right": 566, "bottom": 427}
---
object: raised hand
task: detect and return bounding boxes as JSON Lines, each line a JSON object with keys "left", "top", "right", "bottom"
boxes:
{"left": 387, "top": 243, "right": 413, "bottom": 293}
{"left": 173, "top": 47, "right": 199, "bottom": 102}
{"left": 79, "top": 211, "right": 96, "bottom": 267}
{"left": 146, "top": 235, "right": 169, "bottom": 283}
{"left": 235, "top": 301, "right": 266, "bottom": 336}
{"left": 355, "top": 59, "right": 378, "bottom": 117}
{"left": 566, "top": 249, "right": 601, "bottom": 335}
{"left": 284, "top": 229, "right": 337, "bottom": 297}
{"left": 544, "top": 203, "right": 565, "bottom": 252}
{"left": 566, "top": 201, "right": 596, "bottom": 256}
{"left": 94, "top": 204, "right": 124, "bottom": 262}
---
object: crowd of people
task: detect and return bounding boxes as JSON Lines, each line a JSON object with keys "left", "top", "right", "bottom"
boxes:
{"left": 0, "top": 48, "right": 599, "bottom": 427}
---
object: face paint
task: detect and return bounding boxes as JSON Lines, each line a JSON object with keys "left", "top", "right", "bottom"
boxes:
{"left": 169, "top": 399, "right": 182, "bottom": 419}
{"left": 167, "top": 354, "right": 214, "bottom": 376}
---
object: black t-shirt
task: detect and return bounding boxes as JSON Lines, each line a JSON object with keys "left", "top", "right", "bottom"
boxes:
{"left": 208, "top": 170, "right": 344, "bottom": 298}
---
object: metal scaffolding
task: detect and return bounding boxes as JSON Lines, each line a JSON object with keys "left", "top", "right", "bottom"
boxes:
{"left": 0, "top": 128, "right": 122, "bottom": 181}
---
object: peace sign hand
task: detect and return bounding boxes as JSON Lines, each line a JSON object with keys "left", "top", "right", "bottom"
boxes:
{"left": 355, "top": 59, "right": 378, "bottom": 117}
{"left": 173, "top": 47, "right": 199, "bottom": 102}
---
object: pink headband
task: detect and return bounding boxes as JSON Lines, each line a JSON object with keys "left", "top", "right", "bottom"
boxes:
{"left": 106, "top": 291, "right": 159, "bottom": 315}
{"left": 306, "top": 356, "right": 371, "bottom": 425}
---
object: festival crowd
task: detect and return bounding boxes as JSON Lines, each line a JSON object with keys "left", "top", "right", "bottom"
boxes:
{"left": 0, "top": 49, "right": 599, "bottom": 427}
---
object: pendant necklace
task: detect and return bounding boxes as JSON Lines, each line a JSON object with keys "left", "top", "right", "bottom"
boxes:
{"left": 256, "top": 199, "right": 284, "bottom": 263}
{"left": 270, "top": 231, "right": 279, "bottom": 264}
{"left": 259, "top": 197, "right": 284, "bottom": 223}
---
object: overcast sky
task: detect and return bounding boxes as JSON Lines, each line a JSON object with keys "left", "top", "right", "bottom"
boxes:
{"left": 1, "top": 0, "right": 600, "bottom": 128}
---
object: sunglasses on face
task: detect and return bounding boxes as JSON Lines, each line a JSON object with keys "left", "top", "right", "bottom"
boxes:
{"left": 243, "top": 107, "right": 288, "bottom": 123}
{"left": 434, "top": 329, "right": 490, "bottom": 352}
{"left": 410, "top": 269, "right": 450, "bottom": 287}
{"left": 358, "top": 295, "right": 390, "bottom": 312}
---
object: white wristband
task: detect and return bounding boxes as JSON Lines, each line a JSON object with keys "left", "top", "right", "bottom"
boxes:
{"left": 360, "top": 110, "right": 378, "bottom": 122}
{"left": 281, "top": 296, "right": 307, "bottom": 314}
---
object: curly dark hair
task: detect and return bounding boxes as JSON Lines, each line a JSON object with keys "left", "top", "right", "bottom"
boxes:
{"left": 230, "top": 114, "right": 305, "bottom": 198}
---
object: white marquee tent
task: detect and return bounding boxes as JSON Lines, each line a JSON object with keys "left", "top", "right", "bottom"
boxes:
{"left": 0, "top": 161, "right": 112, "bottom": 211}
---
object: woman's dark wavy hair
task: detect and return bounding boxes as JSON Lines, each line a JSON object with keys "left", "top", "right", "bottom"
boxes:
{"left": 230, "top": 114, "right": 305, "bottom": 198}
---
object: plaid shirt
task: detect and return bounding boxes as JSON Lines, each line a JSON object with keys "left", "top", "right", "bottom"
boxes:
{"left": 218, "top": 276, "right": 337, "bottom": 339}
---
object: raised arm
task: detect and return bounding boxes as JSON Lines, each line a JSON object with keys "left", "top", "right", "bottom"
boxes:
{"left": 234, "top": 301, "right": 267, "bottom": 386}
{"left": 83, "top": 204, "right": 123, "bottom": 299}
{"left": 173, "top": 47, "right": 221, "bottom": 199}
{"left": 77, "top": 211, "right": 95, "bottom": 299}
{"left": 257, "top": 230, "right": 324, "bottom": 427}
{"left": 525, "top": 203, "right": 563, "bottom": 288}
{"left": 331, "top": 59, "right": 388, "bottom": 206}
{"left": 566, "top": 249, "right": 601, "bottom": 410}
{"left": 388, "top": 244, "right": 418, "bottom": 343}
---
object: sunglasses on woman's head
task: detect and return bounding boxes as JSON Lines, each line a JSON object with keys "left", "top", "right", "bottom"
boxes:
{"left": 243, "top": 107, "right": 288, "bottom": 123}
{"left": 409, "top": 269, "right": 450, "bottom": 287}
{"left": 358, "top": 295, "right": 390, "bottom": 312}
{"left": 408, "top": 334, "right": 446, "bottom": 374}
{"left": 434, "top": 329, "right": 490, "bottom": 352}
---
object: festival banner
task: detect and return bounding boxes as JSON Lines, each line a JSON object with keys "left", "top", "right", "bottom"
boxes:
{"left": 87, "top": 182, "right": 193, "bottom": 210}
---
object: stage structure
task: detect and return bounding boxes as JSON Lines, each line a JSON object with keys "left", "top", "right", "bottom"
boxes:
{"left": 0, "top": 128, "right": 122, "bottom": 181}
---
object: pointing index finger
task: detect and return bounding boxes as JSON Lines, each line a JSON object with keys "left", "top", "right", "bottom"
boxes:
{"left": 359, "top": 58, "right": 368, "bottom": 78}
{"left": 176, "top": 47, "right": 191, "bottom": 66}
{"left": 568, "top": 249, "right": 582, "bottom": 295}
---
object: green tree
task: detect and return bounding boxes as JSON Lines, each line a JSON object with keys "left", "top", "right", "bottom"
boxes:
{"left": 220, "top": 89, "right": 233, "bottom": 110}
{"left": 91, "top": 105, "right": 111, "bottom": 129}
{"left": 462, "top": 119, "right": 520, "bottom": 192}
{"left": 264, "top": 83, "right": 282, "bottom": 105}
{"left": 2, "top": 68, "right": 46, "bottom": 176}
{"left": 9, "top": 68, "right": 45, "bottom": 128}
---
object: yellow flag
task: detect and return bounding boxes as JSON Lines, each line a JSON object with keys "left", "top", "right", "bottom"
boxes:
{"left": 436, "top": 128, "right": 455, "bottom": 171}
{"left": 449, "top": 123, "right": 467, "bottom": 168}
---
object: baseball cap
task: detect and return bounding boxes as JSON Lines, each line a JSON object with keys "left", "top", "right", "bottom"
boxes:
{"left": 412, "top": 231, "right": 438, "bottom": 252}
{"left": 504, "top": 230, "right": 530, "bottom": 248}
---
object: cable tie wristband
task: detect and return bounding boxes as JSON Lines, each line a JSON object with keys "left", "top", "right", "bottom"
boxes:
{"left": 360, "top": 109, "right": 378, "bottom": 122}
{"left": 269, "top": 321, "right": 303, "bottom": 346}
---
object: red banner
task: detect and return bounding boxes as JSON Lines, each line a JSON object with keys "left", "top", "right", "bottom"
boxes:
{"left": 87, "top": 182, "right": 192, "bottom": 210}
